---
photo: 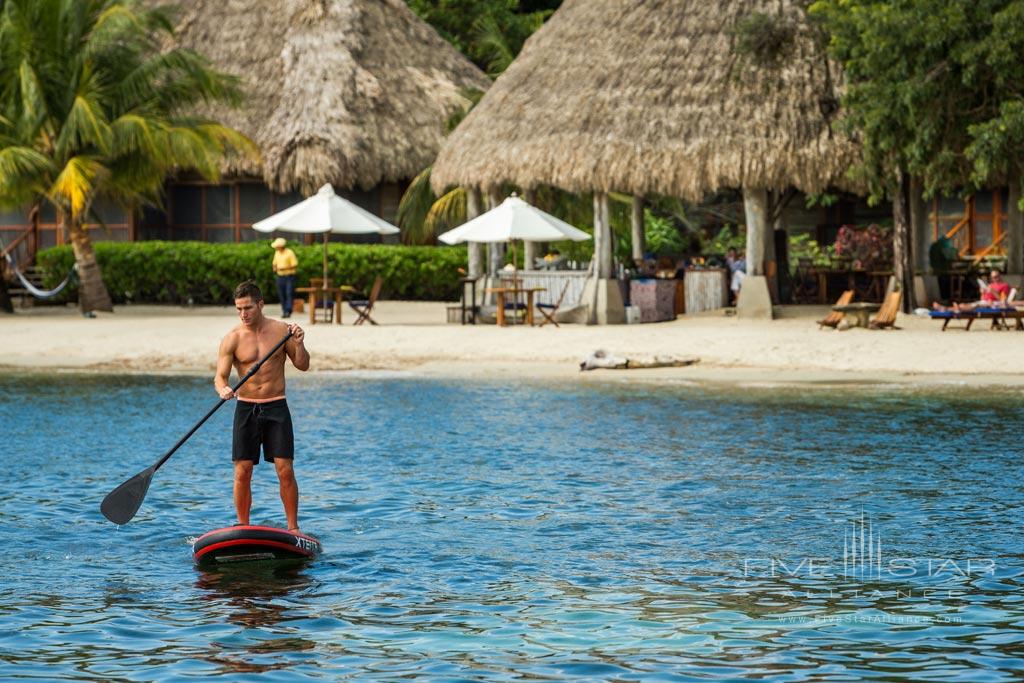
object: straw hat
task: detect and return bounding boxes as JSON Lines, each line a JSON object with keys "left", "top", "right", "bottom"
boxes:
{"left": 271, "top": 237, "right": 287, "bottom": 249}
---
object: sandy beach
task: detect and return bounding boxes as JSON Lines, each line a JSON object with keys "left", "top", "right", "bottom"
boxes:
{"left": 2, "top": 301, "right": 1023, "bottom": 388}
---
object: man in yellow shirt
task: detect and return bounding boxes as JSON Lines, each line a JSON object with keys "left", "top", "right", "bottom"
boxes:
{"left": 271, "top": 237, "right": 298, "bottom": 318}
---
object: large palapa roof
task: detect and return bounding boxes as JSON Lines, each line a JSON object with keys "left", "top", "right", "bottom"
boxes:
{"left": 172, "top": 0, "right": 490, "bottom": 193}
{"left": 431, "top": 0, "right": 858, "bottom": 199}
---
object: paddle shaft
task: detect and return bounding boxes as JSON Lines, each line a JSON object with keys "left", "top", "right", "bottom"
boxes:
{"left": 150, "top": 330, "right": 293, "bottom": 473}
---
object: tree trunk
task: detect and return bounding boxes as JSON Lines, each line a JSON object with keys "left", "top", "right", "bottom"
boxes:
{"left": 466, "top": 188, "right": 484, "bottom": 278}
{"left": 0, "top": 265, "right": 13, "bottom": 313}
{"left": 892, "top": 172, "right": 913, "bottom": 313}
{"left": 66, "top": 214, "right": 113, "bottom": 313}
{"left": 631, "top": 195, "right": 645, "bottom": 262}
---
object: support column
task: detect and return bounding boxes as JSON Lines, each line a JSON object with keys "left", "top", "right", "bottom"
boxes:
{"left": 743, "top": 187, "right": 767, "bottom": 276}
{"left": 584, "top": 192, "right": 624, "bottom": 324}
{"left": 594, "top": 192, "right": 613, "bottom": 278}
{"left": 1007, "top": 178, "right": 1023, "bottom": 276}
{"left": 737, "top": 187, "right": 773, "bottom": 319}
{"left": 466, "top": 188, "right": 483, "bottom": 278}
{"left": 522, "top": 188, "right": 538, "bottom": 270}
{"left": 487, "top": 188, "right": 505, "bottom": 276}
{"left": 631, "top": 195, "right": 645, "bottom": 262}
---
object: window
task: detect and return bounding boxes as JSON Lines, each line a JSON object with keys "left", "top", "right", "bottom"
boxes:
{"left": 172, "top": 186, "right": 202, "bottom": 226}
{"left": 930, "top": 190, "right": 1007, "bottom": 256}
{"left": 239, "top": 184, "right": 271, "bottom": 224}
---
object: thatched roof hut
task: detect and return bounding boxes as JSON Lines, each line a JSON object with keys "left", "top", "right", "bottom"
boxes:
{"left": 431, "top": 0, "right": 857, "bottom": 199}
{"left": 172, "top": 0, "right": 489, "bottom": 194}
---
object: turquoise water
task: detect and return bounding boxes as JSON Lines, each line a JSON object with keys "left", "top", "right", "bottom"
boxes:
{"left": 2, "top": 373, "right": 1024, "bottom": 681}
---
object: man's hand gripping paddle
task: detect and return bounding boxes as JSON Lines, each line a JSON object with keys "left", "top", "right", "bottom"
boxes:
{"left": 100, "top": 330, "right": 293, "bottom": 525}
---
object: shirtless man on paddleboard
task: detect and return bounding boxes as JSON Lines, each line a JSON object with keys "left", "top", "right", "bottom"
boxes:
{"left": 215, "top": 281, "right": 310, "bottom": 532}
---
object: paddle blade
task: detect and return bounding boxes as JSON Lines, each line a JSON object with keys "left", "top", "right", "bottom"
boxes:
{"left": 100, "top": 466, "right": 155, "bottom": 525}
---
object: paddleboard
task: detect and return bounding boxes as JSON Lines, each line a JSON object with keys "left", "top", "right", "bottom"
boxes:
{"left": 192, "top": 525, "right": 322, "bottom": 567}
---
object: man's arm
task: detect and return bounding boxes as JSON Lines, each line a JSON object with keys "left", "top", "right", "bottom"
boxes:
{"left": 214, "top": 333, "right": 238, "bottom": 399}
{"left": 285, "top": 323, "right": 310, "bottom": 371}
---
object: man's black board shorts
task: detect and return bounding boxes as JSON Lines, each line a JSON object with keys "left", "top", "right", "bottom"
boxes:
{"left": 233, "top": 398, "right": 294, "bottom": 463}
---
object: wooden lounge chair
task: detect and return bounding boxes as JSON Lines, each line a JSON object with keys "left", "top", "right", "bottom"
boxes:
{"left": 869, "top": 291, "right": 901, "bottom": 329}
{"left": 348, "top": 276, "right": 382, "bottom": 326}
{"left": 817, "top": 290, "right": 854, "bottom": 328}
{"left": 536, "top": 281, "right": 570, "bottom": 327}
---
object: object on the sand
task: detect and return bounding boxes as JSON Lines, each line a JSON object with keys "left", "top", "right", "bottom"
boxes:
{"left": 579, "top": 349, "right": 699, "bottom": 371}
{"left": 192, "top": 525, "right": 322, "bottom": 567}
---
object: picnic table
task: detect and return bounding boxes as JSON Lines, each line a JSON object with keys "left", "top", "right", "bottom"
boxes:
{"left": 486, "top": 286, "right": 546, "bottom": 326}
{"left": 833, "top": 302, "right": 881, "bottom": 328}
{"left": 296, "top": 285, "right": 354, "bottom": 325}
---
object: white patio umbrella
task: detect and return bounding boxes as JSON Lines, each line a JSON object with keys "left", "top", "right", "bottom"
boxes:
{"left": 438, "top": 195, "right": 590, "bottom": 247}
{"left": 252, "top": 183, "right": 400, "bottom": 286}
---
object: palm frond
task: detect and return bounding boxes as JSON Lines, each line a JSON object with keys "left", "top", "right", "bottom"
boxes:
{"left": 56, "top": 93, "right": 113, "bottom": 157}
{"left": 425, "top": 187, "right": 466, "bottom": 234}
{"left": 397, "top": 166, "right": 438, "bottom": 244}
{"left": 50, "top": 155, "right": 105, "bottom": 217}
{"left": 471, "top": 14, "right": 517, "bottom": 78}
{"left": 0, "top": 145, "right": 53, "bottom": 194}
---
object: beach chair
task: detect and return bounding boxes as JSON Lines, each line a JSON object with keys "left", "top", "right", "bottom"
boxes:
{"left": 536, "top": 281, "right": 570, "bottom": 327}
{"left": 869, "top": 291, "right": 901, "bottom": 330}
{"left": 817, "top": 290, "right": 854, "bottom": 329}
{"left": 348, "top": 276, "right": 382, "bottom": 326}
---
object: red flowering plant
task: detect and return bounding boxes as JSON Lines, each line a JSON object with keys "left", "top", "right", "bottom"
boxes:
{"left": 832, "top": 224, "right": 893, "bottom": 271}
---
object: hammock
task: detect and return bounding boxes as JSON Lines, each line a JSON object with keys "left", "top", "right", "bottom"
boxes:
{"left": 1, "top": 249, "right": 77, "bottom": 300}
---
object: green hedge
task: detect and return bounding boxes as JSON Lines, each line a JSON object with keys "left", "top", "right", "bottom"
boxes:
{"left": 36, "top": 241, "right": 468, "bottom": 304}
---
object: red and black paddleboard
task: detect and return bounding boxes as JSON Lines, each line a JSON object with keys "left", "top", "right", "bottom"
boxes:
{"left": 193, "top": 525, "right": 322, "bottom": 567}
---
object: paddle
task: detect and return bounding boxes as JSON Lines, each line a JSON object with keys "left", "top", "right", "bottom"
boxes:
{"left": 100, "top": 330, "right": 294, "bottom": 525}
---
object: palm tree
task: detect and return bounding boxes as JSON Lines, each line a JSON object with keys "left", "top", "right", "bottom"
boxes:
{"left": 0, "top": 0, "right": 254, "bottom": 312}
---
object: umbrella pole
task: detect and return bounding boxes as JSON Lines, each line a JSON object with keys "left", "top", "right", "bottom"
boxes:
{"left": 322, "top": 232, "right": 328, "bottom": 288}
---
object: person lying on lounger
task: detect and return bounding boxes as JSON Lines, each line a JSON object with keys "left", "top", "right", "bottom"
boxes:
{"left": 932, "top": 270, "right": 1013, "bottom": 312}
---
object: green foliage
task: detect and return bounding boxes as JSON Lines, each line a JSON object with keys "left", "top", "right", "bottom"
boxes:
{"left": 36, "top": 241, "right": 469, "bottom": 304}
{"left": 788, "top": 233, "right": 834, "bottom": 271}
{"left": 705, "top": 226, "right": 747, "bottom": 256}
{"left": 810, "top": 0, "right": 1024, "bottom": 198}
{"left": 406, "top": 1, "right": 558, "bottom": 75}
{"left": 0, "top": 0, "right": 253, "bottom": 219}
{"left": 638, "top": 210, "right": 687, "bottom": 257}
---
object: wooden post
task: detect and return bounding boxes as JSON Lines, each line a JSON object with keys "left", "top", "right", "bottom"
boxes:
{"left": 466, "top": 188, "right": 483, "bottom": 278}
{"left": 1007, "top": 178, "right": 1023, "bottom": 275}
{"left": 631, "top": 195, "right": 645, "bottom": 262}
{"left": 593, "top": 192, "right": 612, "bottom": 278}
{"left": 892, "top": 171, "right": 913, "bottom": 313}
{"left": 487, "top": 188, "right": 505, "bottom": 276}
{"left": 742, "top": 187, "right": 768, "bottom": 276}
{"left": 522, "top": 188, "right": 538, "bottom": 270}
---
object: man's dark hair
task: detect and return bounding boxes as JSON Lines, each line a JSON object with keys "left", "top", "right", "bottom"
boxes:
{"left": 233, "top": 280, "right": 263, "bottom": 302}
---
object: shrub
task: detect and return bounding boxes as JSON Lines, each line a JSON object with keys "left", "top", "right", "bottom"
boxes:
{"left": 832, "top": 224, "right": 893, "bottom": 271}
{"left": 36, "top": 241, "right": 468, "bottom": 304}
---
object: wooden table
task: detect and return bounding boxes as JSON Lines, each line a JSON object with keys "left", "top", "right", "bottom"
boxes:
{"left": 486, "top": 286, "right": 545, "bottom": 326}
{"left": 296, "top": 286, "right": 353, "bottom": 325}
{"left": 833, "top": 302, "right": 881, "bottom": 328}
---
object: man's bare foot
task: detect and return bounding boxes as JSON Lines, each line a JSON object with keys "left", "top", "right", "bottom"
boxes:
{"left": 288, "top": 527, "right": 301, "bottom": 534}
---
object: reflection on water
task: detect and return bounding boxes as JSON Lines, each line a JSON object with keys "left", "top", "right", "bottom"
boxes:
{"left": 195, "top": 565, "right": 317, "bottom": 675}
{"left": 2, "top": 373, "right": 1024, "bottom": 680}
